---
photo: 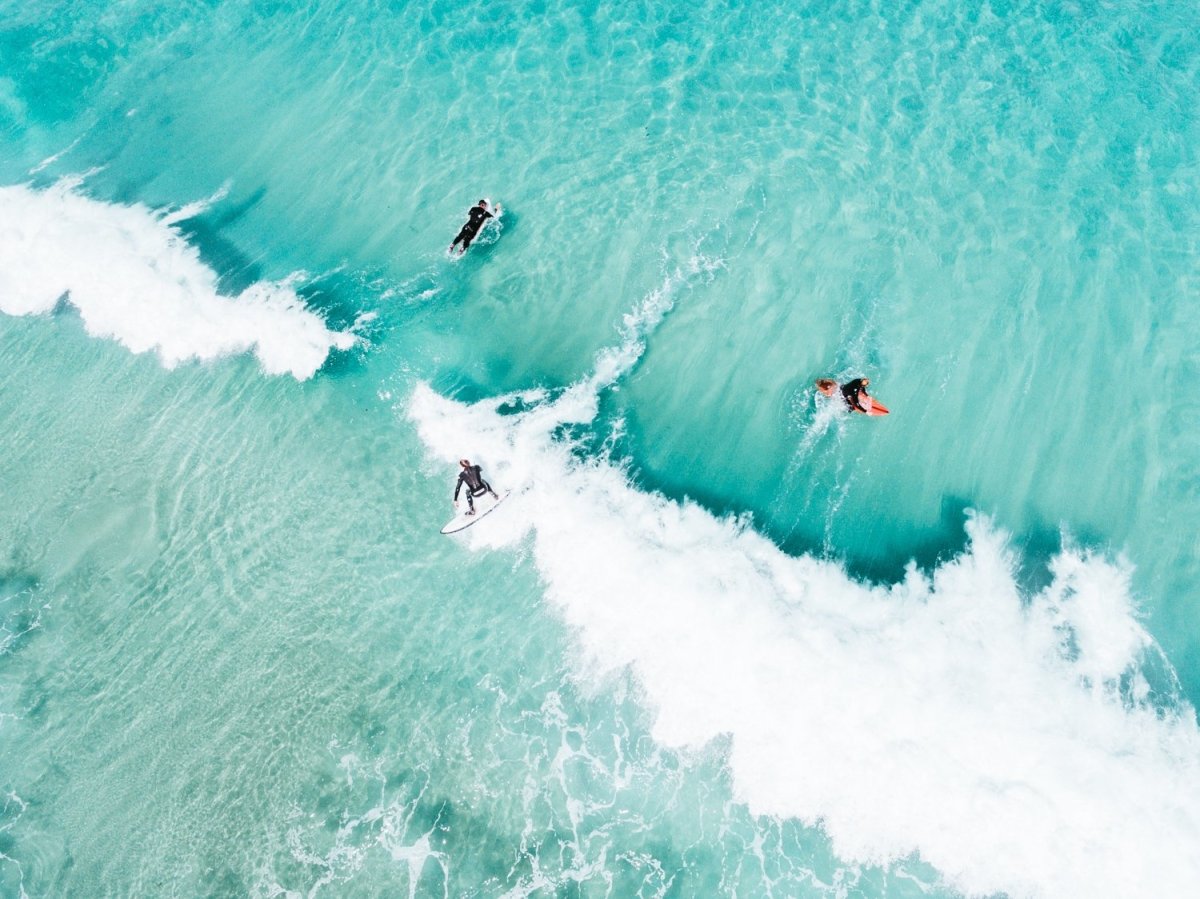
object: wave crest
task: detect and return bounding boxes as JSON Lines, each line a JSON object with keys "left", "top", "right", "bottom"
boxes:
{"left": 407, "top": 278, "right": 1200, "bottom": 898}
{"left": 0, "top": 181, "right": 356, "bottom": 379}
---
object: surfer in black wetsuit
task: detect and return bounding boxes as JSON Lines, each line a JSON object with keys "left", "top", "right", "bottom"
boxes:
{"left": 454, "top": 458, "right": 499, "bottom": 515}
{"left": 449, "top": 200, "right": 493, "bottom": 254}
{"left": 840, "top": 377, "right": 872, "bottom": 413}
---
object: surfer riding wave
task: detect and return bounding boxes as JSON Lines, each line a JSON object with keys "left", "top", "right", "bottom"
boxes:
{"left": 454, "top": 458, "right": 499, "bottom": 515}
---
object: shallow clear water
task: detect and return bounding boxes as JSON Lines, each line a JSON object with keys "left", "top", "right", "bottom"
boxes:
{"left": 2, "top": 0, "right": 1199, "bottom": 896}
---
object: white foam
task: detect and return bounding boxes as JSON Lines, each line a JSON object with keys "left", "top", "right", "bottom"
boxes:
{"left": 589, "top": 251, "right": 721, "bottom": 390}
{"left": 407, "top": 282, "right": 1200, "bottom": 898}
{"left": 0, "top": 181, "right": 356, "bottom": 379}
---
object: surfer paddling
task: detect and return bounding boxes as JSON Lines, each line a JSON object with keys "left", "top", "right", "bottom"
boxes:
{"left": 454, "top": 459, "right": 499, "bottom": 516}
{"left": 449, "top": 200, "right": 494, "bottom": 254}
{"left": 815, "top": 377, "right": 888, "bottom": 416}
{"left": 839, "top": 377, "right": 872, "bottom": 413}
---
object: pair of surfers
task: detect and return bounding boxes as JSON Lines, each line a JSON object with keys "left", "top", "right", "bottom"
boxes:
{"left": 449, "top": 200, "right": 883, "bottom": 414}
{"left": 445, "top": 201, "right": 501, "bottom": 521}
{"left": 448, "top": 378, "right": 878, "bottom": 522}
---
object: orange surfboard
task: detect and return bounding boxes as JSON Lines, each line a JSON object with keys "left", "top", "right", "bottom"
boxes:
{"left": 816, "top": 379, "right": 889, "bottom": 416}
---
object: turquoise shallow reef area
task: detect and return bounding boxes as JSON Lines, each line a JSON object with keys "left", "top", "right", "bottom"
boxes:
{"left": 2, "top": 0, "right": 1199, "bottom": 896}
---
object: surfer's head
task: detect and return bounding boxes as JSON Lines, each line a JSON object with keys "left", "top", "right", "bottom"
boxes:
{"left": 459, "top": 459, "right": 471, "bottom": 468}
{"left": 861, "top": 377, "right": 870, "bottom": 387}
{"left": 477, "top": 199, "right": 488, "bottom": 208}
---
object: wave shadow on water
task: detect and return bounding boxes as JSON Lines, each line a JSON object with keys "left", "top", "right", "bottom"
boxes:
{"left": 173, "top": 186, "right": 270, "bottom": 296}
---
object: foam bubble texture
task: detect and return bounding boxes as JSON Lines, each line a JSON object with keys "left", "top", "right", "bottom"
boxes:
{"left": 409, "top": 375, "right": 1200, "bottom": 899}
{"left": 0, "top": 181, "right": 356, "bottom": 379}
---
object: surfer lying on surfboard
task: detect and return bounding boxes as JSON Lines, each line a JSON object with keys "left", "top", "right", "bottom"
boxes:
{"left": 449, "top": 200, "right": 495, "bottom": 254}
{"left": 454, "top": 458, "right": 499, "bottom": 515}
{"left": 840, "top": 377, "right": 872, "bottom": 413}
{"left": 815, "top": 378, "right": 889, "bottom": 416}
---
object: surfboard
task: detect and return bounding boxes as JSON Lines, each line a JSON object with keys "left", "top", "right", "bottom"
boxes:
{"left": 440, "top": 490, "right": 509, "bottom": 534}
{"left": 815, "top": 379, "right": 889, "bottom": 416}
{"left": 479, "top": 200, "right": 503, "bottom": 242}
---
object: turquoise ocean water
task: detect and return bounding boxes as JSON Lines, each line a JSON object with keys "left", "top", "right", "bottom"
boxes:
{"left": 2, "top": 0, "right": 1199, "bottom": 895}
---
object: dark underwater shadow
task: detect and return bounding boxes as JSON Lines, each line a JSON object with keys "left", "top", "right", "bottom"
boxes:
{"left": 305, "top": 273, "right": 385, "bottom": 380}
{"left": 1007, "top": 510, "right": 1111, "bottom": 596}
{"left": 173, "top": 186, "right": 269, "bottom": 295}
{"left": 823, "top": 495, "right": 977, "bottom": 586}
{"left": 494, "top": 205, "right": 519, "bottom": 240}
{"left": 612, "top": 458, "right": 1092, "bottom": 596}
{"left": 426, "top": 365, "right": 570, "bottom": 410}
{"left": 168, "top": 190, "right": 387, "bottom": 382}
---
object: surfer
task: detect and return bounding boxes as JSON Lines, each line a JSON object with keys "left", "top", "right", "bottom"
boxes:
{"left": 815, "top": 377, "right": 889, "bottom": 416}
{"left": 454, "top": 459, "right": 499, "bottom": 515}
{"left": 817, "top": 377, "right": 873, "bottom": 412}
{"left": 840, "top": 377, "right": 872, "bottom": 413}
{"left": 449, "top": 200, "right": 493, "bottom": 254}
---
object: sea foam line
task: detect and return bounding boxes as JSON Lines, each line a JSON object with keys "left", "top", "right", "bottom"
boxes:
{"left": 0, "top": 180, "right": 357, "bottom": 379}
{"left": 408, "top": 270, "right": 1200, "bottom": 899}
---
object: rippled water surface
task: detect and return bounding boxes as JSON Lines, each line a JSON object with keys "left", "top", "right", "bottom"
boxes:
{"left": 2, "top": 0, "right": 1199, "bottom": 896}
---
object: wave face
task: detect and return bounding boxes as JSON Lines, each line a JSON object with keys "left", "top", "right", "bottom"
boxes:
{"left": 410, "top": 360, "right": 1200, "bottom": 899}
{"left": 0, "top": 182, "right": 356, "bottom": 378}
{"left": 2, "top": 0, "right": 1200, "bottom": 895}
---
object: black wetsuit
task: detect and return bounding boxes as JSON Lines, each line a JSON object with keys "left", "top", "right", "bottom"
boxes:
{"left": 450, "top": 205, "right": 493, "bottom": 253}
{"left": 841, "top": 378, "right": 870, "bottom": 413}
{"left": 454, "top": 464, "right": 494, "bottom": 512}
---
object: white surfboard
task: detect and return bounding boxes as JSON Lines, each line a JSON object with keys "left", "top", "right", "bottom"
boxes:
{"left": 440, "top": 490, "right": 509, "bottom": 534}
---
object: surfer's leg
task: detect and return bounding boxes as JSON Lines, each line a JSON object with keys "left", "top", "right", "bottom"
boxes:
{"left": 461, "top": 222, "right": 487, "bottom": 251}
